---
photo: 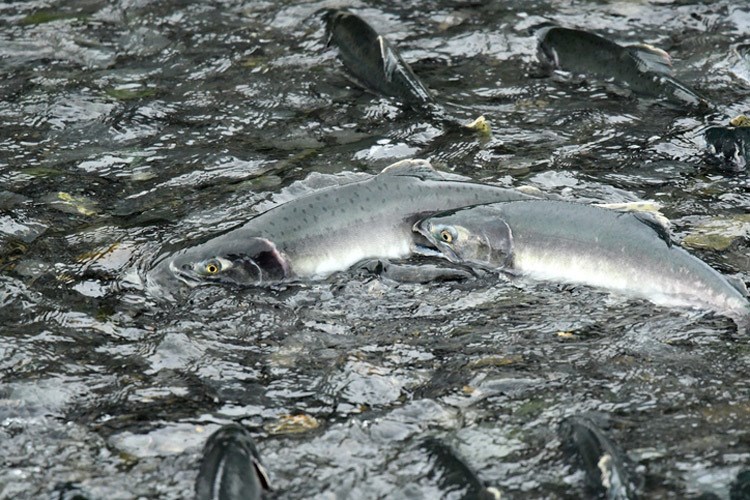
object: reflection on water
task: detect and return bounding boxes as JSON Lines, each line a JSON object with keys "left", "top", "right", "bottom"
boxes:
{"left": 1, "top": 0, "right": 749, "bottom": 498}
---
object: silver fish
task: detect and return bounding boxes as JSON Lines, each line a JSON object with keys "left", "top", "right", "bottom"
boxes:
{"left": 195, "top": 424, "right": 271, "bottom": 500}
{"left": 416, "top": 200, "right": 750, "bottom": 328}
{"left": 152, "top": 159, "right": 530, "bottom": 289}
{"left": 537, "top": 26, "right": 712, "bottom": 110}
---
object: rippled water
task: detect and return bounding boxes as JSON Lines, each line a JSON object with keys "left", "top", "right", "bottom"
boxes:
{"left": 1, "top": 1, "right": 749, "bottom": 498}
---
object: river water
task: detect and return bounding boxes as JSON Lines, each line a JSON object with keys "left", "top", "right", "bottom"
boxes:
{"left": 1, "top": 1, "right": 749, "bottom": 498}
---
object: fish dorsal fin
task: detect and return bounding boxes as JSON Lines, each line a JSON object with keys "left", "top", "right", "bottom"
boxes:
{"left": 633, "top": 211, "right": 673, "bottom": 247}
{"left": 626, "top": 44, "right": 673, "bottom": 75}
{"left": 379, "top": 159, "right": 445, "bottom": 180}
{"left": 378, "top": 36, "right": 399, "bottom": 82}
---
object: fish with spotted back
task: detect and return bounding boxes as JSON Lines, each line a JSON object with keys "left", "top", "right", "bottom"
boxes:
{"left": 149, "top": 159, "right": 531, "bottom": 291}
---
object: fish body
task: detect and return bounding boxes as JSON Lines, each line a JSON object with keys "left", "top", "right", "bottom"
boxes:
{"left": 421, "top": 437, "right": 501, "bottom": 500}
{"left": 324, "top": 9, "right": 433, "bottom": 105}
{"left": 559, "top": 416, "right": 639, "bottom": 500}
{"left": 155, "top": 160, "right": 530, "bottom": 287}
{"left": 537, "top": 26, "right": 711, "bottom": 109}
{"left": 195, "top": 424, "right": 271, "bottom": 500}
{"left": 416, "top": 200, "right": 750, "bottom": 324}
{"left": 705, "top": 125, "right": 750, "bottom": 172}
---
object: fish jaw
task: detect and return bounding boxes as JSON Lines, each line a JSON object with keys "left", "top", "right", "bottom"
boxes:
{"left": 413, "top": 219, "right": 462, "bottom": 263}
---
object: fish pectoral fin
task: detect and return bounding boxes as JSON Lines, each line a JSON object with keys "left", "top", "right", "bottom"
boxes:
{"left": 626, "top": 44, "right": 673, "bottom": 75}
{"left": 379, "top": 158, "right": 444, "bottom": 180}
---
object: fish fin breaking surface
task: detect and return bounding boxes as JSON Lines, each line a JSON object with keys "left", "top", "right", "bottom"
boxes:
{"left": 631, "top": 212, "right": 673, "bottom": 248}
{"left": 627, "top": 44, "right": 673, "bottom": 74}
{"left": 380, "top": 158, "right": 444, "bottom": 180}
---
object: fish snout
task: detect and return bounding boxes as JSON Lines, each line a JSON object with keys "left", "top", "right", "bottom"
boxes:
{"left": 413, "top": 219, "right": 461, "bottom": 262}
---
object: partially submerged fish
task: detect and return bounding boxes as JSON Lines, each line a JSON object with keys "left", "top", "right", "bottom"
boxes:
{"left": 705, "top": 125, "right": 750, "bottom": 172}
{"left": 151, "top": 159, "right": 531, "bottom": 289}
{"left": 559, "top": 415, "right": 640, "bottom": 500}
{"left": 536, "top": 26, "right": 711, "bottom": 110}
{"left": 324, "top": 9, "right": 433, "bottom": 105}
{"left": 416, "top": 200, "right": 750, "bottom": 328}
{"left": 323, "top": 9, "right": 492, "bottom": 134}
{"left": 421, "top": 437, "right": 501, "bottom": 500}
{"left": 195, "top": 424, "right": 271, "bottom": 500}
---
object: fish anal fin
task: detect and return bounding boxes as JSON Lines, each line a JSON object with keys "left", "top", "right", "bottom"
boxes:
{"left": 626, "top": 43, "right": 673, "bottom": 75}
{"left": 379, "top": 159, "right": 444, "bottom": 180}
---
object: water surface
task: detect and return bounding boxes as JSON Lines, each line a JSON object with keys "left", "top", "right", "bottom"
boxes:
{"left": 1, "top": 0, "right": 749, "bottom": 498}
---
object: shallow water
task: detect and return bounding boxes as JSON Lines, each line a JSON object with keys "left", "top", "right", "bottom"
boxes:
{"left": 1, "top": 0, "right": 749, "bottom": 498}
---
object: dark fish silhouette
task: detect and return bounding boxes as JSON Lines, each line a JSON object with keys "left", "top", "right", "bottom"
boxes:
{"left": 421, "top": 437, "right": 501, "bottom": 500}
{"left": 559, "top": 415, "right": 640, "bottom": 500}
{"left": 537, "top": 26, "right": 712, "bottom": 110}
{"left": 705, "top": 125, "right": 750, "bottom": 172}
{"left": 324, "top": 9, "right": 433, "bottom": 105}
{"left": 195, "top": 424, "right": 271, "bottom": 500}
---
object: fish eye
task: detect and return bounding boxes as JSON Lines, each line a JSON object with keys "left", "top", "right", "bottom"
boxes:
{"left": 204, "top": 260, "right": 221, "bottom": 275}
{"left": 439, "top": 229, "right": 453, "bottom": 243}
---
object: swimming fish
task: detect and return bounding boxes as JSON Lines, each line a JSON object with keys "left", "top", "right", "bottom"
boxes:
{"left": 421, "top": 437, "right": 501, "bottom": 500}
{"left": 416, "top": 200, "right": 750, "bottom": 328}
{"left": 151, "top": 159, "right": 531, "bottom": 289}
{"left": 195, "top": 424, "right": 271, "bottom": 500}
{"left": 536, "top": 26, "right": 712, "bottom": 110}
{"left": 705, "top": 125, "right": 750, "bottom": 172}
{"left": 559, "top": 415, "right": 640, "bottom": 500}
{"left": 324, "top": 9, "right": 433, "bottom": 105}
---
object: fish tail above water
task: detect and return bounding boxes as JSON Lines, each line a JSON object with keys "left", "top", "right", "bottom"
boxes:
{"left": 559, "top": 415, "right": 641, "bottom": 500}
{"left": 535, "top": 25, "right": 713, "bottom": 110}
{"left": 195, "top": 424, "right": 271, "bottom": 500}
{"left": 323, "top": 9, "right": 433, "bottom": 105}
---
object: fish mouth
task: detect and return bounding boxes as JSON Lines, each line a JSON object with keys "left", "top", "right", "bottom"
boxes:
{"left": 169, "top": 259, "right": 203, "bottom": 287}
{"left": 412, "top": 219, "right": 460, "bottom": 262}
{"left": 165, "top": 238, "right": 291, "bottom": 288}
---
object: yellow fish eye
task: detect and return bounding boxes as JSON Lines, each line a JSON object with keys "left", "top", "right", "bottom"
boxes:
{"left": 204, "top": 260, "right": 221, "bottom": 275}
{"left": 439, "top": 229, "right": 453, "bottom": 243}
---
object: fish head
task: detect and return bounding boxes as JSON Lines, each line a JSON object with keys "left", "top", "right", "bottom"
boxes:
{"left": 161, "top": 237, "right": 289, "bottom": 288}
{"left": 415, "top": 207, "right": 514, "bottom": 268}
